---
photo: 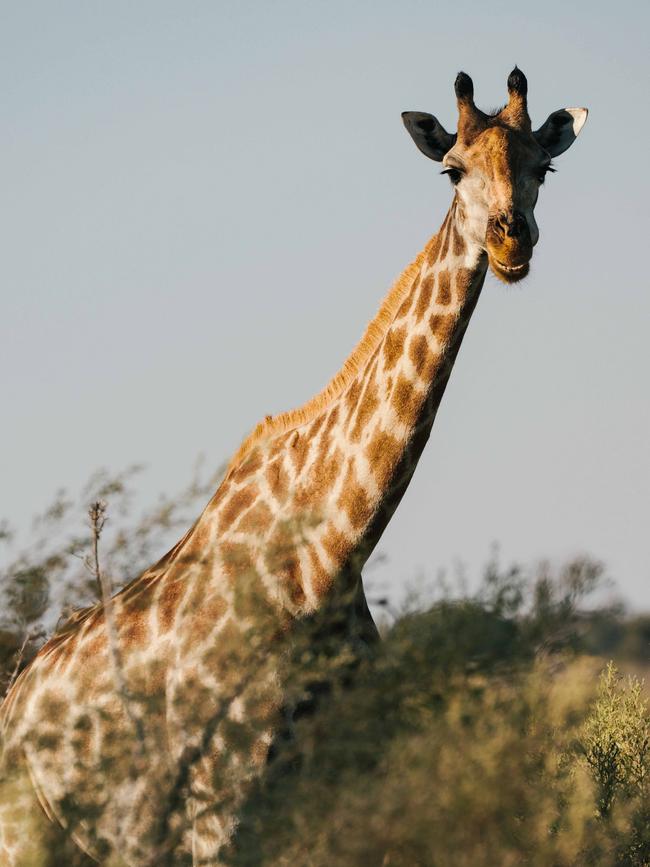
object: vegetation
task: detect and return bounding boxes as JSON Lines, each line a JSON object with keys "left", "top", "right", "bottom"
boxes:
{"left": 0, "top": 466, "right": 648, "bottom": 865}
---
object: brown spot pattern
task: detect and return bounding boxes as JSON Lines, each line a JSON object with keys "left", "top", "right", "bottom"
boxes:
{"left": 38, "top": 689, "right": 67, "bottom": 721}
{"left": 218, "top": 484, "right": 259, "bottom": 534}
{"left": 321, "top": 405, "right": 340, "bottom": 440}
{"left": 71, "top": 713, "right": 94, "bottom": 766}
{"left": 337, "top": 463, "right": 373, "bottom": 530}
{"left": 307, "top": 545, "right": 332, "bottom": 597}
{"left": 321, "top": 524, "right": 350, "bottom": 565}
{"left": 268, "top": 431, "right": 290, "bottom": 459}
{"left": 266, "top": 458, "right": 289, "bottom": 501}
{"left": 414, "top": 274, "right": 434, "bottom": 323}
{"left": 350, "top": 380, "right": 379, "bottom": 443}
{"left": 366, "top": 427, "right": 403, "bottom": 490}
{"left": 396, "top": 279, "right": 418, "bottom": 319}
{"left": 290, "top": 432, "right": 311, "bottom": 475}
{"left": 158, "top": 578, "right": 186, "bottom": 632}
{"left": 190, "top": 593, "right": 228, "bottom": 644}
{"left": 220, "top": 541, "right": 255, "bottom": 581}
{"left": 430, "top": 313, "right": 457, "bottom": 348}
{"left": 308, "top": 413, "right": 326, "bottom": 438}
{"left": 266, "top": 524, "right": 305, "bottom": 606}
{"left": 265, "top": 523, "right": 293, "bottom": 574}
{"left": 427, "top": 233, "right": 442, "bottom": 265}
{"left": 382, "top": 325, "right": 407, "bottom": 370}
{"left": 236, "top": 500, "right": 273, "bottom": 534}
{"left": 231, "top": 448, "right": 263, "bottom": 482}
{"left": 452, "top": 223, "right": 466, "bottom": 256}
{"left": 121, "top": 614, "right": 148, "bottom": 649}
{"left": 408, "top": 334, "right": 437, "bottom": 381}
{"left": 206, "top": 480, "right": 232, "bottom": 513}
{"left": 305, "top": 445, "right": 343, "bottom": 506}
{"left": 436, "top": 270, "right": 452, "bottom": 305}
{"left": 84, "top": 629, "right": 107, "bottom": 660}
{"left": 292, "top": 483, "right": 312, "bottom": 511}
{"left": 284, "top": 557, "right": 306, "bottom": 606}
{"left": 440, "top": 223, "right": 451, "bottom": 260}
{"left": 345, "top": 379, "right": 362, "bottom": 411}
{"left": 392, "top": 373, "right": 423, "bottom": 426}
{"left": 455, "top": 267, "right": 474, "bottom": 303}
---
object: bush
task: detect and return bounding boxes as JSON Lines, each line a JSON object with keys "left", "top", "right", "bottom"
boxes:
{"left": 1, "top": 466, "right": 649, "bottom": 865}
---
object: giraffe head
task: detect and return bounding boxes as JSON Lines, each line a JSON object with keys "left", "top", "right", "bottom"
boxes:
{"left": 402, "top": 68, "right": 587, "bottom": 283}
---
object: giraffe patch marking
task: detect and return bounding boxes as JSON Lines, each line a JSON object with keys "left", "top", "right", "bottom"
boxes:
{"left": 392, "top": 374, "right": 423, "bottom": 426}
{"left": 232, "top": 448, "right": 263, "bottom": 482}
{"left": 266, "top": 458, "right": 289, "bottom": 501}
{"left": 289, "top": 432, "right": 311, "bottom": 474}
{"left": 307, "top": 545, "right": 332, "bottom": 597}
{"left": 345, "top": 380, "right": 362, "bottom": 412}
{"left": 218, "top": 484, "right": 259, "bottom": 535}
{"left": 158, "top": 578, "right": 186, "bottom": 632}
{"left": 350, "top": 380, "right": 379, "bottom": 443}
{"left": 427, "top": 234, "right": 442, "bottom": 265}
{"left": 321, "top": 524, "right": 350, "bottom": 565}
{"left": 366, "top": 428, "right": 403, "bottom": 490}
{"left": 436, "top": 270, "right": 452, "bottom": 305}
{"left": 440, "top": 222, "right": 451, "bottom": 260}
{"left": 452, "top": 223, "right": 466, "bottom": 256}
{"left": 408, "top": 333, "right": 437, "bottom": 380}
{"left": 236, "top": 500, "right": 273, "bottom": 534}
{"left": 337, "top": 464, "right": 373, "bottom": 530}
{"left": 382, "top": 325, "right": 407, "bottom": 370}
{"left": 429, "top": 313, "right": 457, "bottom": 348}
{"left": 414, "top": 274, "right": 434, "bottom": 323}
{"left": 220, "top": 541, "right": 255, "bottom": 581}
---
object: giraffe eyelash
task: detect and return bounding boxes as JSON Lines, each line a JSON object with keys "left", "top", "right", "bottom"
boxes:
{"left": 539, "top": 164, "right": 556, "bottom": 181}
{"left": 440, "top": 168, "right": 463, "bottom": 184}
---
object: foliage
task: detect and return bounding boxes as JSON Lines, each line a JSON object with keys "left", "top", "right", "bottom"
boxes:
{"left": 227, "top": 587, "right": 650, "bottom": 867}
{"left": 581, "top": 662, "right": 649, "bottom": 817}
{"left": 0, "top": 465, "right": 649, "bottom": 865}
{"left": 0, "top": 459, "right": 223, "bottom": 694}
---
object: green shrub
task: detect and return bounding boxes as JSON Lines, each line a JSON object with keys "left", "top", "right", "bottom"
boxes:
{"left": 2, "top": 467, "right": 649, "bottom": 865}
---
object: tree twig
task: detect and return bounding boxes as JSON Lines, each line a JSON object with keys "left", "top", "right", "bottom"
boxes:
{"left": 88, "top": 500, "right": 147, "bottom": 759}
{"left": 3, "top": 628, "right": 38, "bottom": 699}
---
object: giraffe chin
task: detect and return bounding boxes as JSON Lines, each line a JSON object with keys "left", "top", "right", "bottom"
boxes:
{"left": 488, "top": 254, "right": 531, "bottom": 284}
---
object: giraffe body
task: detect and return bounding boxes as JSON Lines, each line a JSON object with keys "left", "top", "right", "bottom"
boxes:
{"left": 0, "top": 69, "right": 586, "bottom": 865}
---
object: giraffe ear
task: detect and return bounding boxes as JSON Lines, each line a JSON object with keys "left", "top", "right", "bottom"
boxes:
{"left": 533, "top": 108, "right": 588, "bottom": 157}
{"left": 401, "top": 111, "right": 456, "bottom": 162}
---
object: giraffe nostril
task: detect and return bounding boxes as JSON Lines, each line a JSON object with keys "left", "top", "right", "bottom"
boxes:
{"left": 505, "top": 211, "right": 527, "bottom": 239}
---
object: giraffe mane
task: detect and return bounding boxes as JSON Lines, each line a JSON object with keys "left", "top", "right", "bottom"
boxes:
{"left": 225, "top": 241, "right": 432, "bottom": 475}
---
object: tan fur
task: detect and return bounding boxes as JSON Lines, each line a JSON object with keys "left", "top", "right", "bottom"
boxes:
{"left": 226, "top": 246, "right": 430, "bottom": 475}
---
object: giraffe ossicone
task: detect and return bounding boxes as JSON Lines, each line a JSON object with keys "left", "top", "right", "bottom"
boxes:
{"left": 0, "top": 69, "right": 587, "bottom": 865}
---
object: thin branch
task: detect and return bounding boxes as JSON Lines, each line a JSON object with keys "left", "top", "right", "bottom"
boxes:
{"left": 88, "top": 500, "right": 147, "bottom": 759}
{"left": 4, "top": 628, "right": 36, "bottom": 699}
{"left": 89, "top": 500, "right": 107, "bottom": 599}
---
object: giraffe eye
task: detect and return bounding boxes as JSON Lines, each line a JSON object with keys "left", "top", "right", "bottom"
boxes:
{"left": 440, "top": 168, "right": 463, "bottom": 185}
{"left": 536, "top": 164, "right": 556, "bottom": 184}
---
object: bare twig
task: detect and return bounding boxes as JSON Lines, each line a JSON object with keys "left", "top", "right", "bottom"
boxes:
{"left": 3, "top": 627, "right": 43, "bottom": 699}
{"left": 88, "top": 500, "right": 107, "bottom": 599}
{"left": 88, "top": 500, "right": 147, "bottom": 759}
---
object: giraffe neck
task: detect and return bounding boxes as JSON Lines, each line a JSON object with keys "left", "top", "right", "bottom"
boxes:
{"left": 194, "top": 198, "right": 489, "bottom": 614}
{"left": 304, "top": 198, "right": 488, "bottom": 576}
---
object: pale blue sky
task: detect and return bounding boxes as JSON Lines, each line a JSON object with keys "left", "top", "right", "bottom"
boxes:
{"left": 1, "top": 1, "right": 648, "bottom": 607}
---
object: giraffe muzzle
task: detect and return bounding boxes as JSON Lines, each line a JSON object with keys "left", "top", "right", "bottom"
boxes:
{"left": 486, "top": 210, "right": 533, "bottom": 283}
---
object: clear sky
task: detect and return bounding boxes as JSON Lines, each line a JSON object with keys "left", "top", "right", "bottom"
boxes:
{"left": 1, "top": 1, "right": 648, "bottom": 609}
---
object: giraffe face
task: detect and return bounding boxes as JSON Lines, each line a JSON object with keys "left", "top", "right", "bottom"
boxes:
{"left": 402, "top": 68, "right": 587, "bottom": 284}
{"left": 443, "top": 125, "right": 548, "bottom": 283}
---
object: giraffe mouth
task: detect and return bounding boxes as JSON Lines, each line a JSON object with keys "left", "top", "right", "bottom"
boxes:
{"left": 489, "top": 256, "right": 530, "bottom": 284}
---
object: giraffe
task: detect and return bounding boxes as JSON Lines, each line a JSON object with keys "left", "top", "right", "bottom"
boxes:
{"left": 0, "top": 68, "right": 587, "bottom": 865}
